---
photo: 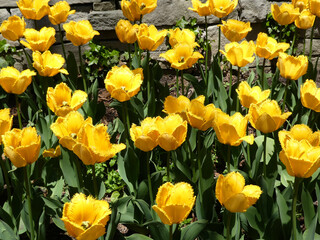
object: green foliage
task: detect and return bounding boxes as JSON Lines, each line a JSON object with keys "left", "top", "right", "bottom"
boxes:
{"left": 265, "top": 13, "right": 296, "bottom": 43}
{"left": 0, "top": 40, "right": 18, "bottom": 68}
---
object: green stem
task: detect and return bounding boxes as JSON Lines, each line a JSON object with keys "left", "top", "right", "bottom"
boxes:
{"left": 289, "top": 29, "right": 297, "bottom": 55}
{"left": 205, "top": 16, "right": 208, "bottom": 84}
{"left": 303, "top": 31, "right": 306, "bottom": 55}
{"left": 121, "top": 102, "right": 131, "bottom": 146}
{"left": 176, "top": 70, "right": 180, "bottom": 97}
{"left": 261, "top": 58, "right": 266, "bottom": 89}
{"left": 309, "top": 24, "right": 315, "bottom": 59}
{"left": 78, "top": 46, "right": 87, "bottom": 93}
{"left": 282, "top": 79, "right": 290, "bottom": 113}
{"left": 169, "top": 224, "right": 173, "bottom": 240}
{"left": 58, "top": 24, "right": 67, "bottom": 61}
{"left": 227, "top": 145, "right": 231, "bottom": 172}
{"left": 236, "top": 66, "right": 240, "bottom": 112}
{"left": 15, "top": 95, "right": 22, "bottom": 129}
{"left": 218, "top": 18, "right": 221, "bottom": 54}
{"left": 34, "top": 20, "right": 38, "bottom": 30}
{"left": 128, "top": 44, "right": 132, "bottom": 69}
{"left": 166, "top": 151, "right": 171, "bottom": 182}
{"left": 263, "top": 133, "right": 267, "bottom": 177}
{"left": 146, "top": 151, "right": 154, "bottom": 205}
{"left": 24, "top": 166, "right": 35, "bottom": 240}
{"left": 181, "top": 70, "right": 184, "bottom": 96}
{"left": 92, "top": 165, "right": 98, "bottom": 198}
{"left": 20, "top": 43, "right": 33, "bottom": 69}
{"left": 226, "top": 211, "right": 232, "bottom": 240}
{"left": 146, "top": 50, "right": 151, "bottom": 99}
{"left": 228, "top": 63, "right": 233, "bottom": 98}
{"left": 74, "top": 158, "right": 84, "bottom": 192}
{"left": 292, "top": 177, "right": 301, "bottom": 240}
{"left": 0, "top": 152, "right": 12, "bottom": 213}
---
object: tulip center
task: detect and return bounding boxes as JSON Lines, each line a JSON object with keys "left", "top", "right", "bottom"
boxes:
{"left": 62, "top": 101, "right": 70, "bottom": 107}
{"left": 140, "top": 3, "right": 146, "bottom": 10}
{"left": 70, "top": 133, "right": 77, "bottom": 139}
{"left": 179, "top": 57, "right": 185, "bottom": 63}
{"left": 220, "top": 6, "right": 223, "bottom": 10}
{"left": 81, "top": 221, "right": 91, "bottom": 230}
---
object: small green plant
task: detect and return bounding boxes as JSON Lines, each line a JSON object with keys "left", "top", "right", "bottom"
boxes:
{"left": 0, "top": 39, "right": 18, "bottom": 67}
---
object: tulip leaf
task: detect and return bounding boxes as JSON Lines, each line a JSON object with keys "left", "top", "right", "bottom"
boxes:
{"left": 181, "top": 219, "right": 208, "bottom": 240}
{"left": 254, "top": 136, "right": 274, "bottom": 166}
{"left": 52, "top": 217, "right": 66, "bottom": 231}
{"left": 66, "top": 52, "right": 79, "bottom": 87}
{"left": 59, "top": 147, "right": 80, "bottom": 190}
{"left": 303, "top": 213, "right": 318, "bottom": 240}
{"left": 0, "top": 219, "right": 18, "bottom": 240}
{"left": 37, "top": 209, "right": 46, "bottom": 240}
{"left": 275, "top": 189, "right": 290, "bottom": 238}
{"left": 301, "top": 184, "right": 315, "bottom": 229}
{"left": 126, "top": 234, "right": 152, "bottom": 240}
{"left": 183, "top": 73, "right": 205, "bottom": 96}
{"left": 280, "top": 169, "right": 294, "bottom": 188}
{"left": 146, "top": 221, "right": 169, "bottom": 240}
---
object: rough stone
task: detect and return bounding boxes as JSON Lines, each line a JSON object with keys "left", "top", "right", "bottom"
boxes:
{"left": 0, "top": 8, "right": 10, "bottom": 25}
{"left": 93, "top": 1, "right": 116, "bottom": 11}
{"left": 89, "top": 10, "right": 123, "bottom": 31}
{"left": 50, "top": 0, "right": 101, "bottom": 5}
{"left": 297, "top": 39, "right": 320, "bottom": 56}
{"left": 0, "top": 1, "right": 17, "bottom": 8}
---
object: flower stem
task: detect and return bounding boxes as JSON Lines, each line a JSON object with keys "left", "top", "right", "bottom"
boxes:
{"left": 226, "top": 211, "right": 232, "bottom": 240}
{"left": 176, "top": 70, "right": 180, "bottom": 97}
{"left": 24, "top": 166, "right": 35, "bottom": 240}
{"left": 282, "top": 79, "right": 289, "bottom": 113}
{"left": 309, "top": 24, "right": 315, "bottom": 59}
{"left": 15, "top": 95, "right": 22, "bottom": 129}
{"left": 263, "top": 133, "right": 267, "bottom": 177}
{"left": 124, "top": 101, "right": 131, "bottom": 145}
{"left": 292, "top": 177, "right": 302, "bottom": 240}
{"left": 58, "top": 24, "right": 67, "bottom": 61}
{"left": 166, "top": 151, "right": 171, "bottom": 182}
{"left": 289, "top": 29, "right": 297, "bottom": 55}
{"left": 181, "top": 70, "right": 184, "bottom": 96}
{"left": 303, "top": 31, "right": 306, "bottom": 55}
{"left": 228, "top": 63, "right": 233, "bottom": 98}
{"left": 227, "top": 145, "right": 231, "bottom": 172}
{"left": 169, "top": 224, "right": 173, "bottom": 240}
{"left": 92, "top": 164, "right": 98, "bottom": 198}
{"left": 128, "top": 44, "right": 132, "bottom": 69}
{"left": 78, "top": 46, "right": 87, "bottom": 93}
{"left": 0, "top": 150, "right": 12, "bottom": 214}
{"left": 19, "top": 43, "right": 33, "bottom": 69}
{"left": 146, "top": 50, "right": 151, "bottom": 99}
{"left": 261, "top": 58, "right": 266, "bottom": 89}
{"left": 205, "top": 16, "right": 208, "bottom": 84}
{"left": 236, "top": 66, "right": 241, "bottom": 112}
{"left": 218, "top": 18, "right": 221, "bottom": 54}
{"left": 146, "top": 151, "right": 154, "bottom": 205}
{"left": 74, "top": 158, "right": 84, "bottom": 192}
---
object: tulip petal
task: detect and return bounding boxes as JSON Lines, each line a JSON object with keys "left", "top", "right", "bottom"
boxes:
{"left": 242, "top": 185, "right": 262, "bottom": 206}
{"left": 4, "top": 146, "right": 27, "bottom": 168}
{"left": 152, "top": 205, "right": 172, "bottom": 225}
{"left": 77, "top": 224, "right": 106, "bottom": 240}
{"left": 224, "top": 193, "right": 249, "bottom": 213}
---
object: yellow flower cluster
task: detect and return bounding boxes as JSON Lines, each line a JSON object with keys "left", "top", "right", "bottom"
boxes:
{"left": 189, "top": 0, "right": 238, "bottom": 18}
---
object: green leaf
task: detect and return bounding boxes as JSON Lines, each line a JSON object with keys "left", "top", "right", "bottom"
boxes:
{"left": 52, "top": 217, "right": 66, "bottom": 231}
{"left": 60, "top": 147, "right": 80, "bottom": 189}
{"left": 301, "top": 184, "right": 315, "bottom": 229}
{"left": 126, "top": 234, "right": 152, "bottom": 240}
{"left": 275, "top": 189, "right": 291, "bottom": 238}
{"left": 303, "top": 213, "right": 318, "bottom": 240}
{"left": 0, "top": 219, "right": 18, "bottom": 240}
{"left": 181, "top": 220, "right": 208, "bottom": 240}
{"left": 37, "top": 209, "right": 46, "bottom": 240}
{"left": 147, "top": 221, "right": 169, "bottom": 240}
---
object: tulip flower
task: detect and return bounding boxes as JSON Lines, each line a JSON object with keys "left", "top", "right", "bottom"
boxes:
{"left": 2, "top": 127, "right": 41, "bottom": 168}
{"left": 17, "top": 0, "right": 50, "bottom": 20}
{"left": 219, "top": 20, "right": 252, "bottom": 42}
{"left": 163, "top": 95, "right": 197, "bottom": 121}
{"left": 48, "top": 1, "right": 76, "bottom": 25}
{"left": 104, "top": 65, "right": 143, "bottom": 102}
{"left": 50, "top": 111, "right": 92, "bottom": 151}
{"left": 136, "top": 24, "right": 167, "bottom": 51}
{"left": 42, "top": 145, "right": 61, "bottom": 158}
{"left": 0, "top": 16, "right": 26, "bottom": 42}
{"left": 0, "top": 67, "right": 36, "bottom": 95}
{"left": 279, "top": 124, "right": 320, "bottom": 147}
{"left": 277, "top": 53, "right": 308, "bottom": 80}
{"left": 186, "top": 97, "right": 217, "bottom": 131}
{"left": 216, "top": 172, "right": 262, "bottom": 213}
{"left": 21, "top": 27, "right": 56, "bottom": 52}
{"left": 121, "top": 0, "right": 157, "bottom": 22}
{"left": 292, "top": 0, "right": 309, "bottom": 12}
{"left": 152, "top": 182, "right": 196, "bottom": 225}
{"left": 63, "top": 20, "right": 100, "bottom": 46}
{"left": 168, "top": 28, "right": 199, "bottom": 48}
{"left": 33, "top": 51, "right": 69, "bottom": 77}
{"left": 72, "top": 122, "right": 126, "bottom": 165}
{"left": 62, "top": 193, "right": 112, "bottom": 240}
{"left": 130, "top": 117, "right": 160, "bottom": 152}
{"left": 279, "top": 137, "right": 320, "bottom": 178}
{"left": 46, "top": 82, "right": 87, "bottom": 117}
{"left": 156, "top": 114, "right": 188, "bottom": 151}
{"left": 271, "top": 3, "right": 300, "bottom": 25}
{"left": 300, "top": 80, "right": 320, "bottom": 112}
{"left": 220, "top": 41, "right": 255, "bottom": 67}
{"left": 255, "top": 33, "right": 290, "bottom": 60}
{"left": 0, "top": 109, "right": 13, "bottom": 145}
{"left": 236, "top": 82, "right": 270, "bottom": 108}
{"left": 115, "top": 20, "right": 139, "bottom": 44}
{"left": 160, "top": 43, "right": 204, "bottom": 70}
{"left": 295, "top": 10, "right": 316, "bottom": 29}
{"left": 249, "top": 100, "right": 292, "bottom": 134}
{"left": 309, "top": 0, "right": 320, "bottom": 17}
{"left": 189, "top": 0, "right": 211, "bottom": 17}
{"left": 209, "top": 0, "right": 238, "bottom": 18}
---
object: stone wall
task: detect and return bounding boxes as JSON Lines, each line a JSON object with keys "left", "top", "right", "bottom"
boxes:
{"left": 1, "top": 0, "right": 320, "bottom": 63}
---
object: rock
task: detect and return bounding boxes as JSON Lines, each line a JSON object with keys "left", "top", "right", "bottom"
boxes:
{"left": 0, "top": 1, "right": 17, "bottom": 8}
{"left": 50, "top": 0, "right": 101, "bottom": 5}
{"left": 89, "top": 10, "right": 123, "bottom": 31}
{"left": 0, "top": 8, "right": 10, "bottom": 24}
{"left": 93, "top": 1, "right": 116, "bottom": 11}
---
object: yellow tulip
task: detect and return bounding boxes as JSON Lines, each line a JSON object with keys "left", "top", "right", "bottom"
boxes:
{"left": 136, "top": 24, "right": 167, "bottom": 51}
{"left": 46, "top": 82, "right": 87, "bottom": 117}
{"left": 42, "top": 145, "right": 61, "bottom": 158}
{"left": 121, "top": 0, "right": 157, "bottom": 22}
{"left": 17, "top": 0, "right": 50, "bottom": 20}
{"left": 160, "top": 43, "right": 204, "bottom": 70}
{"left": 279, "top": 137, "right": 320, "bottom": 178}
{"left": 236, "top": 81, "right": 271, "bottom": 108}
{"left": 48, "top": 1, "right": 76, "bottom": 25}
{"left": 0, "top": 67, "right": 36, "bottom": 95}
{"left": 115, "top": 20, "right": 139, "bottom": 44}
{"left": 72, "top": 123, "right": 126, "bottom": 165}
{"left": 156, "top": 114, "right": 188, "bottom": 151}
{"left": 277, "top": 52, "right": 308, "bottom": 80}
{"left": 104, "top": 65, "right": 143, "bottom": 102}
{"left": 279, "top": 124, "right": 320, "bottom": 147}
{"left": 62, "top": 193, "right": 112, "bottom": 240}
{"left": 219, "top": 20, "right": 252, "bottom": 42}
{"left": 0, "top": 109, "right": 13, "bottom": 145}
{"left": 220, "top": 41, "right": 255, "bottom": 67}
{"left": 209, "top": 0, "right": 238, "bottom": 18}
{"left": 20, "top": 27, "right": 56, "bottom": 52}
{"left": 189, "top": 0, "right": 211, "bottom": 17}
{"left": 152, "top": 182, "right": 196, "bottom": 225}
{"left": 130, "top": 117, "right": 160, "bottom": 152}
{"left": 216, "top": 172, "right": 262, "bottom": 213}
{"left": 63, "top": 20, "right": 100, "bottom": 46}
{"left": 309, "top": 0, "right": 320, "bottom": 17}
{"left": 212, "top": 111, "right": 254, "bottom": 146}
{"left": 0, "top": 16, "right": 26, "bottom": 41}
{"left": 255, "top": 32, "right": 290, "bottom": 60}
{"left": 2, "top": 127, "right": 41, "bottom": 168}
{"left": 271, "top": 3, "right": 300, "bottom": 25}
{"left": 186, "top": 98, "right": 217, "bottom": 131}
{"left": 292, "top": 0, "right": 309, "bottom": 12}
{"left": 295, "top": 10, "right": 316, "bottom": 29}
{"left": 168, "top": 28, "right": 199, "bottom": 48}
{"left": 50, "top": 111, "right": 92, "bottom": 151}
{"left": 300, "top": 79, "right": 320, "bottom": 112}
{"left": 249, "top": 100, "right": 292, "bottom": 134}
{"left": 33, "top": 51, "right": 68, "bottom": 77}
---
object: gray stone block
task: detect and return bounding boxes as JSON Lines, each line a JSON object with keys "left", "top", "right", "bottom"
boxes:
{"left": 0, "top": 8, "right": 10, "bottom": 25}
{"left": 93, "top": 1, "right": 116, "bottom": 11}
{"left": 0, "top": 1, "right": 18, "bottom": 8}
{"left": 89, "top": 10, "right": 123, "bottom": 31}
{"left": 50, "top": 0, "right": 101, "bottom": 5}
